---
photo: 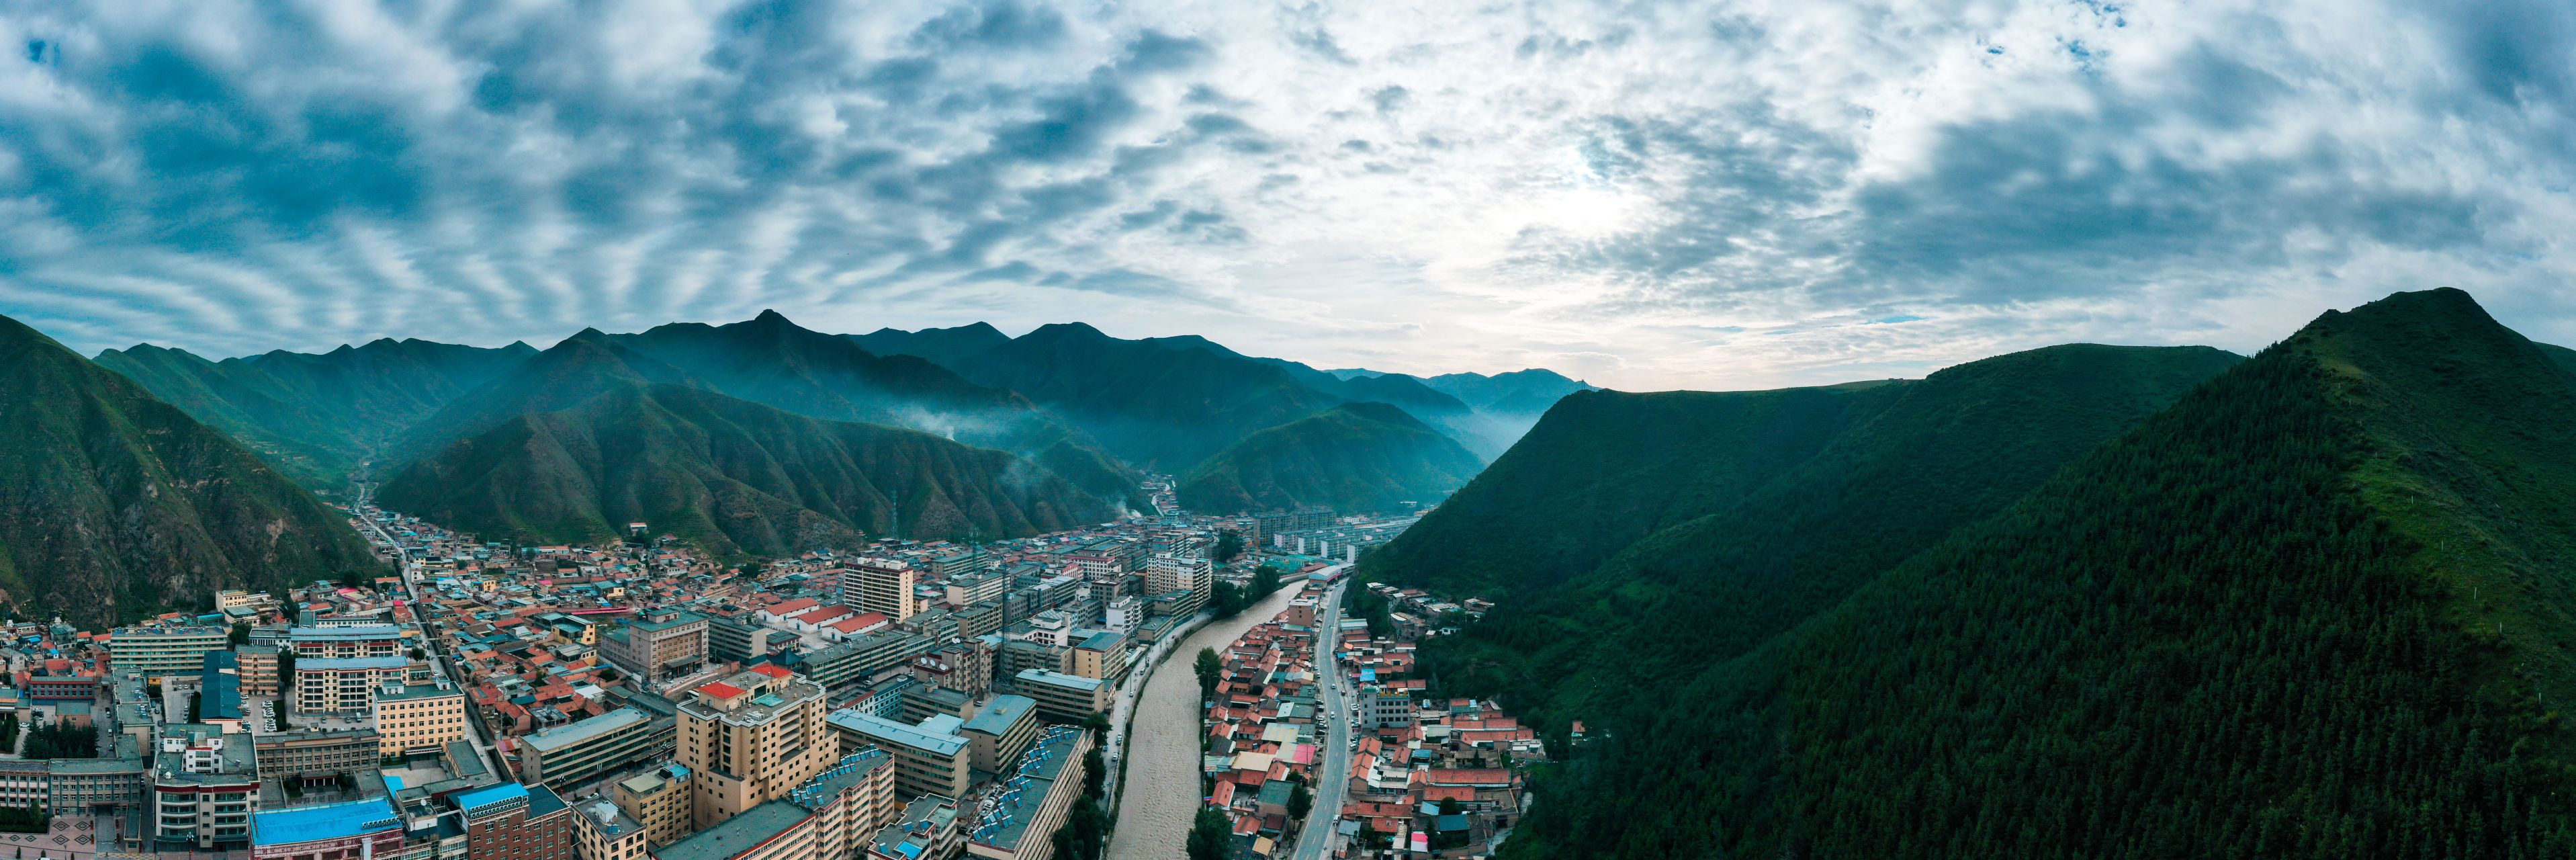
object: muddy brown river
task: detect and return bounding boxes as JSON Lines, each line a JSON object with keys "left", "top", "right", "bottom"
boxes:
{"left": 1106, "top": 583, "right": 1308, "bottom": 859}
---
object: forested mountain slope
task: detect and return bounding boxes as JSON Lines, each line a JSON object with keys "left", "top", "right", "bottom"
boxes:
{"left": 1176, "top": 402, "right": 1485, "bottom": 515}
{"left": 1486, "top": 288, "right": 2576, "bottom": 858}
{"left": 377, "top": 382, "right": 1114, "bottom": 557}
{"left": 0, "top": 314, "right": 382, "bottom": 626}
{"left": 95, "top": 337, "right": 535, "bottom": 488}
{"left": 849, "top": 321, "right": 1011, "bottom": 367}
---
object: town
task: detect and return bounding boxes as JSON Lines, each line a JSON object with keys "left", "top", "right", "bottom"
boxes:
{"left": 0, "top": 479, "right": 1536, "bottom": 860}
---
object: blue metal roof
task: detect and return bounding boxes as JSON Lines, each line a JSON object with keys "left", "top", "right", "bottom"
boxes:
{"left": 250, "top": 797, "right": 400, "bottom": 847}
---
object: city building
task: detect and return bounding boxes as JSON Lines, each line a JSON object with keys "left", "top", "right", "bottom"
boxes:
{"left": 824, "top": 711, "right": 971, "bottom": 802}
{"left": 963, "top": 727, "right": 1090, "bottom": 860}
{"left": 959, "top": 695, "right": 1040, "bottom": 775}
{"left": 1067, "top": 633, "right": 1128, "bottom": 685}
{"left": 107, "top": 625, "right": 230, "bottom": 679}
{"left": 151, "top": 726, "right": 261, "bottom": 851}
{"left": 601, "top": 609, "right": 712, "bottom": 677}
{"left": 375, "top": 679, "right": 471, "bottom": 756}
{"left": 647, "top": 748, "right": 896, "bottom": 860}
{"left": 866, "top": 795, "right": 962, "bottom": 860}
{"left": 457, "top": 780, "right": 576, "bottom": 860}
{"left": 521, "top": 707, "right": 666, "bottom": 789}
{"left": 255, "top": 728, "right": 382, "bottom": 784}
{"left": 612, "top": 763, "right": 695, "bottom": 847}
{"left": 294, "top": 655, "right": 410, "bottom": 714}
{"left": 248, "top": 796, "right": 405, "bottom": 860}
{"left": 573, "top": 796, "right": 650, "bottom": 860}
{"left": 678, "top": 665, "right": 836, "bottom": 828}
{"left": 1007, "top": 670, "right": 1108, "bottom": 724}
{"left": 287, "top": 624, "right": 404, "bottom": 659}
{"left": 844, "top": 559, "right": 920, "bottom": 621}
{"left": 238, "top": 644, "right": 281, "bottom": 696}
{"left": 801, "top": 630, "right": 935, "bottom": 699}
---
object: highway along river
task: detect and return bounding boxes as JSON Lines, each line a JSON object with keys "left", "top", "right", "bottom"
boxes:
{"left": 1107, "top": 583, "right": 1308, "bottom": 860}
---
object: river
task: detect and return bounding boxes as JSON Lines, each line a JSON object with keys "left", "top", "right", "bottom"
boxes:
{"left": 1106, "top": 582, "right": 1310, "bottom": 859}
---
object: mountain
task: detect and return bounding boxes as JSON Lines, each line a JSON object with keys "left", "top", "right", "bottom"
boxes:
{"left": 950, "top": 323, "right": 1345, "bottom": 471}
{"left": 0, "top": 314, "right": 383, "bottom": 626}
{"left": 848, "top": 322, "right": 1012, "bottom": 368}
{"left": 1421, "top": 368, "right": 1595, "bottom": 413}
{"left": 604, "top": 312, "right": 1134, "bottom": 500}
{"left": 1462, "top": 289, "right": 2576, "bottom": 858}
{"left": 94, "top": 337, "right": 536, "bottom": 488}
{"left": 377, "top": 382, "right": 1116, "bottom": 557}
{"left": 1177, "top": 402, "right": 1486, "bottom": 515}
{"left": 387, "top": 330, "right": 700, "bottom": 464}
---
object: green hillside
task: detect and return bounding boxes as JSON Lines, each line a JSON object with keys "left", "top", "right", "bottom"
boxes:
{"left": 1177, "top": 402, "right": 1486, "bottom": 515}
{"left": 608, "top": 312, "right": 1135, "bottom": 501}
{"left": 953, "top": 323, "right": 1343, "bottom": 470}
{"left": 1480, "top": 289, "right": 2576, "bottom": 858}
{"left": 0, "top": 314, "right": 383, "bottom": 626}
{"left": 1415, "top": 343, "right": 2240, "bottom": 726}
{"left": 1359, "top": 380, "right": 1912, "bottom": 597}
{"left": 378, "top": 382, "right": 1116, "bottom": 558}
{"left": 95, "top": 337, "right": 534, "bottom": 488}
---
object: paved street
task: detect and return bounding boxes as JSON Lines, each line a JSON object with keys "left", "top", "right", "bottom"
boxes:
{"left": 1292, "top": 580, "right": 1353, "bottom": 860}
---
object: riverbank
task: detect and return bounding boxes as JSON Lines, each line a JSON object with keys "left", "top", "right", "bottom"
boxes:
{"left": 1104, "top": 583, "right": 1307, "bottom": 860}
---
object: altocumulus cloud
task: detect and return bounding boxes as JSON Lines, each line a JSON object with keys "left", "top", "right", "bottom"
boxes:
{"left": 0, "top": 0, "right": 2571, "bottom": 389}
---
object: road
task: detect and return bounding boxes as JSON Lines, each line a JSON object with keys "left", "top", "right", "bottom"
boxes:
{"left": 1104, "top": 583, "right": 1306, "bottom": 860}
{"left": 351, "top": 488, "right": 510, "bottom": 779}
{"left": 1292, "top": 580, "right": 1353, "bottom": 860}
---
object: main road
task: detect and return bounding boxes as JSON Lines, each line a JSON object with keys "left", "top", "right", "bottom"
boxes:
{"left": 1291, "top": 579, "right": 1354, "bottom": 860}
{"left": 351, "top": 489, "right": 510, "bottom": 779}
{"left": 1106, "top": 581, "right": 1309, "bottom": 860}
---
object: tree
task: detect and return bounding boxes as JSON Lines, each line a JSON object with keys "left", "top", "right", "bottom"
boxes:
{"left": 1186, "top": 808, "right": 1234, "bottom": 860}
{"left": 1288, "top": 781, "right": 1314, "bottom": 820}
{"left": 228, "top": 623, "right": 251, "bottom": 646}
{"left": 1194, "top": 648, "right": 1223, "bottom": 699}
{"left": 1082, "top": 746, "right": 1106, "bottom": 798}
{"left": 1213, "top": 530, "right": 1245, "bottom": 564}
{"left": 1081, "top": 711, "right": 1112, "bottom": 737}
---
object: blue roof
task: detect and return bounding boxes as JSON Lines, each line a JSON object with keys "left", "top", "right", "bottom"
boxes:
{"left": 451, "top": 781, "right": 530, "bottom": 815}
{"left": 251, "top": 798, "right": 400, "bottom": 847}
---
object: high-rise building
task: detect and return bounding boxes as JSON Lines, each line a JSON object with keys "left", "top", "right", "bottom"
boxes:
{"left": 522, "top": 707, "right": 668, "bottom": 789}
{"left": 613, "top": 763, "right": 695, "bottom": 847}
{"left": 844, "top": 559, "right": 919, "bottom": 621}
{"left": 678, "top": 665, "right": 836, "bottom": 828}
{"left": 1144, "top": 553, "right": 1211, "bottom": 600}
{"left": 375, "top": 679, "right": 470, "bottom": 755}
{"left": 457, "top": 781, "right": 576, "bottom": 860}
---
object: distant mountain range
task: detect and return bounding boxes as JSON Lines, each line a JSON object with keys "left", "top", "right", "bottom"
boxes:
{"left": 1366, "top": 288, "right": 2576, "bottom": 858}
{"left": 85, "top": 313, "right": 1602, "bottom": 563}
{"left": 1, "top": 314, "right": 384, "bottom": 628}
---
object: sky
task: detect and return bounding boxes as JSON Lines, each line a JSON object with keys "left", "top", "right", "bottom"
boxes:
{"left": 1, "top": 0, "right": 2571, "bottom": 391}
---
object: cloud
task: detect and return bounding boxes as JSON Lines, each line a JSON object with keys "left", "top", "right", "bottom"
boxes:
{"left": 0, "top": 0, "right": 2570, "bottom": 392}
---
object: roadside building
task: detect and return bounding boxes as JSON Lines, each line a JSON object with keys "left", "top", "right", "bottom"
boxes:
{"left": 1007, "top": 670, "right": 1108, "bottom": 724}
{"left": 824, "top": 710, "right": 971, "bottom": 802}
{"left": 959, "top": 695, "right": 1040, "bottom": 775}
{"left": 107, "top": 626, "right": 230, "bottom": 680}
{"left": 678, "top": 666, "right": 836, "bottom": 828}
{"left": 248, "top": 796, "right": 405, "bottom": 860}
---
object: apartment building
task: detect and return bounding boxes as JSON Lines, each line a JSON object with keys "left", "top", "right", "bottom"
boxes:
{"left": 375, "top": 679, "right": 471, "bottom": 756}
{"left": 107, "top": 626, "right": 230, "bottom": 680}
{"left": 294, "top": 656, "right": 409, "bottom": 714}
{"left": 521, "top": 707, "right": 666, "bottom": 789}
{"left": 457, "top": 780, "right": 576, "bottom": 860}
{"left": 678, "top": 665, "right": 836, "bottom": 828}
{"left": 150, "top": 727, "right": 260, "bottom": 851}
{"left": 1007, "top": 670, "right": 1109, "bottom": 724}
{"left": 238, "top": 644, "right": 281, "bottom": 696}
{"left": 287, "top": 624, "right": 404, "bottom": 659}
{"left": 1068, "top": 633, "right": 1128, "bottom": 685}
{"left": 959, "top": 695, "right": 1039, "bottom": 775}
{"left": 825, "top": 711, "right": 971, "bottom": 802}
{"left": 963, "top": 727, "right": 1090, "bottom": 860}
{"left": 612, "top": 763, "right": 695, "bottom": 847}
{"left": 255, "top": 728, "right": 382, "bottom": 783}
{"left": 648, "top": 748, "right": 896, "bottom": 860}
{"left": 573, "top": 796, "right": 650, "bottom": 860}
{"left": 844, "top": 558, "right": 919, "bottom": 621}
{"left": 601, "top": 609, "right": 711, "bottom": 677}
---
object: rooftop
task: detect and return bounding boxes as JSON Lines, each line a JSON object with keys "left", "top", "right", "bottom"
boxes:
{"left": 1014, "top": 669, "right": 1105, "bottom": 691}
{"left": 521, "top": 707, "right": 647, "bottom": 753}
{"left": 652, "top": 800, "right": 809, "bottom": 860}
{"left": 826, "top": 710, "right": 968, "bottom": 757}
{"left": 959, "top": 695, "right": 1036, "bottom": 738}
{"left": 249, "top": 797, "right": 401, "bottom": 847}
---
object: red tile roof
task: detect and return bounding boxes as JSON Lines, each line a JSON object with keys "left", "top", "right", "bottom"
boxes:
{"left": 698, "top": 681, "right": 746, "bottom": 699}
